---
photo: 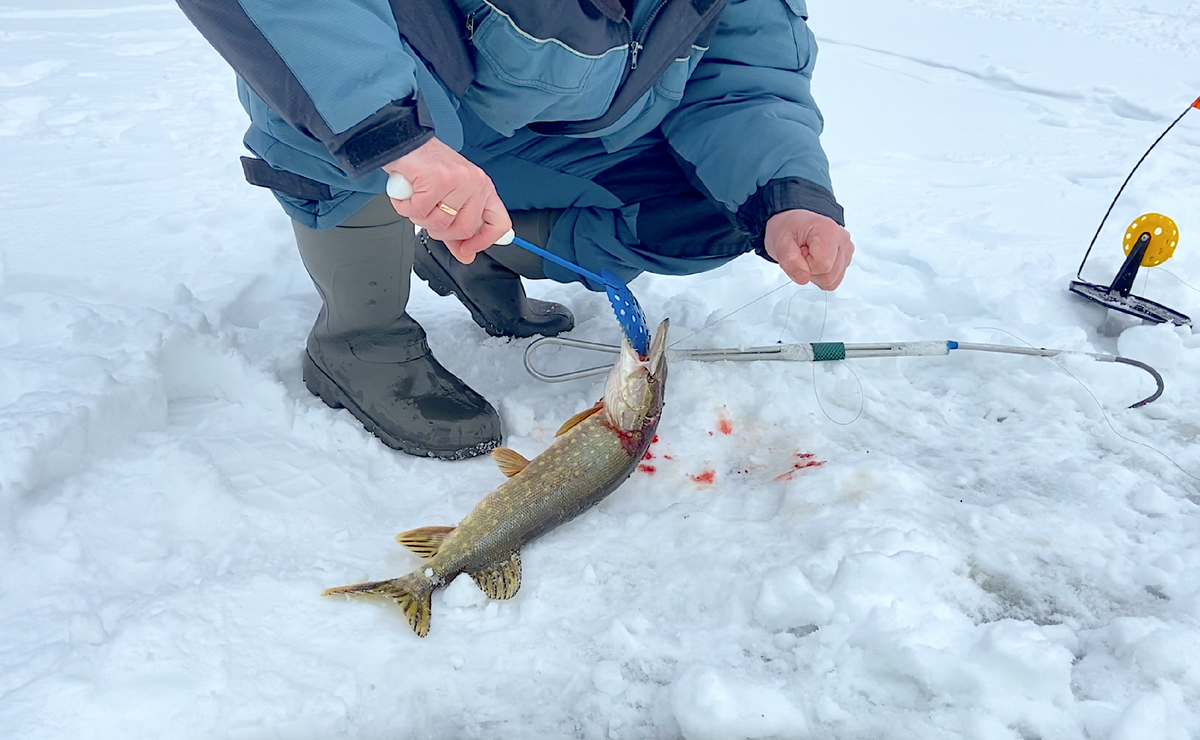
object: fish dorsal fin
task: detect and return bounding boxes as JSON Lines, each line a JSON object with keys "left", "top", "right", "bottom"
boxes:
{"left": 491, "top": 446, "right": 530, "bottom": 478}
{"left": 470, "top": 551, "right": 522, "bottom": 600}
{"left": 556, "top": 401, "right": 603, "bottom": 437}
{"left": 395, "top": 525, "right": 456, "bottom": 559}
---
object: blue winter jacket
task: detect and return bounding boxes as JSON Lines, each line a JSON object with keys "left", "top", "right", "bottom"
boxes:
{"left": 176, "top": 0, "right": 842, "bottom": 241}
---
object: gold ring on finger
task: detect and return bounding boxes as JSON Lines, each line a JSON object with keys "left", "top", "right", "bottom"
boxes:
{"left": 437, "top": 203, "right": 458, "bottom": 217}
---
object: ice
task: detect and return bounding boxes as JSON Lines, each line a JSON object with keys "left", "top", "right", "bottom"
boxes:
{"left": 671, "top": 667, "right": 808, "bottom": 740}
{"left": 752, "top": 566, "right": 835, "bottom": 632}
{"left": 2, "top": 0, "right": 1200, "bottom": 737}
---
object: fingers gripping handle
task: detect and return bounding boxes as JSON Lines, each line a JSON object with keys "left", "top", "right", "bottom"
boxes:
{"left": 384, "top": 172, "right": 414, "bottom": 200}
{"left": 386, "top": 173, "right": 649, "bottom": 356}
{"left": 386, "top": 173, "right": 515, "bottom": 245}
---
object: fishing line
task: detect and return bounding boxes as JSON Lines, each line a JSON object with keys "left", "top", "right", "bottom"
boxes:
{"left": 980, "top": 326, "right": 1200, "bottom": 482}
{"left": 1076, "top": 100, "right": 1196, "bottom": 281}
{"left": 666, "top": 280, "right": 796, "bottom": 350}
{"left": 1159, "top": 270, "right": 1200, "bottom": 293}
{"left": 810, "top": 290, "right": 865, "bottom": 426}
{"left": 776, "top": 287, "right": 804, "bottom": 342}
{"left": 665, "top": 279, "right": 865, "bottom": 424}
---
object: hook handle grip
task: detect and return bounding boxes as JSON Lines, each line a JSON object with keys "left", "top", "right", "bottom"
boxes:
{"left": 386, "top": 173, "right": 515, "bottom": 245}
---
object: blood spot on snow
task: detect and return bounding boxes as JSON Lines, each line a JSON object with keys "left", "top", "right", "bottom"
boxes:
{"left": 772, "top": 453, "right": 826, "bottom": 482}
{"left": 644, "top": 452, "right": 654, "bottom": 460}
{"left": 716, "top": 406, "right": 733, "bottom": 435}
{"left": 663, "top": 454, "right": 673, "bottom": 460}
{"left": 652, "top": 435, "right": 659, "bottom": 443}
{"left": 690, "top": 469, "right": 716, "bottom": 485}
{"left": 638, "top": 464, "right": 656, "bottom": 475}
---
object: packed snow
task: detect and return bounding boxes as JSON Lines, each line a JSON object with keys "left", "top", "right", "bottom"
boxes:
{"left": 3, "top": 1, "right": 1199, "bottom": 738}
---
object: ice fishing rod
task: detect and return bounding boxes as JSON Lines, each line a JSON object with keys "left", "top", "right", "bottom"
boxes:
{"left": 523, "top": 336, "right": 1164, "bottom": 409}
{"left": 1068, "top": 96, "right": 1200, "bottom": 326}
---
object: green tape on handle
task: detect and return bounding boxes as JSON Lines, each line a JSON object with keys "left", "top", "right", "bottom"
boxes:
{"left": 811, "top": 342, "right": 846, "bottom": 362}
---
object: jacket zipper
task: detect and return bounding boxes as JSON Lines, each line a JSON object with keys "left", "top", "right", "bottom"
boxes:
{"left": 464, "top": 11, "right": 476, "bottom": 42}
{"left": 628, "top": 0, "right": 670, "bottom": 71}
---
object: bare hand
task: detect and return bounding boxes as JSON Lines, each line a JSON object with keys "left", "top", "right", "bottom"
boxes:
{"left": 383, "top": 137, "right": 511, "bottom": 263}
{"left": 764, "top": 210, "right": 855, "bottom": 290}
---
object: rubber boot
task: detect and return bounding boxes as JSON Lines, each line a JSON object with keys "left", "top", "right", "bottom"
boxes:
{"left": 293, "top": 195, "right": 501, "bottom": 460}
{"left": 413, "top": 208, "right": 574, "bottom": 338}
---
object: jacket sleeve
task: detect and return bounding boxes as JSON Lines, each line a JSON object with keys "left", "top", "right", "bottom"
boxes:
{"left": 175, "top": 0, "right": 434, "bottom": 178}
{"left": 660, "top": 0, "right": 844, "bottom": 246}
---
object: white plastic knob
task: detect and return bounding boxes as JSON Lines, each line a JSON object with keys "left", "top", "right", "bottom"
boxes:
{"left": 386, "top": 172, "right": 414, "bottom": 200}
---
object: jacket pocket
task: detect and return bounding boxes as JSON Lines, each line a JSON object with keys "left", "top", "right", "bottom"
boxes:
{"left": 654, "top": 46, "right": 707, "bottom": 100}
{"left": 461, "top": 3, "right": 625, "bottom": 133}
{"left": 472, "top": 6, "right": 598, "bottom": 94}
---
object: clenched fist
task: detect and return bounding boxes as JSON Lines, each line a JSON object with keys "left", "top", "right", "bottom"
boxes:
{"left": 764, "top": 210, "right": 855, "bottom": 290}
{"left": 383, "top": 137, "right": 511, "bottom": 264}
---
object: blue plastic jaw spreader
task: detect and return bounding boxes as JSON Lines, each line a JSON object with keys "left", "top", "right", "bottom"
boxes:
{"left": 385, "top": 173, "right": 650, "bottom": 357}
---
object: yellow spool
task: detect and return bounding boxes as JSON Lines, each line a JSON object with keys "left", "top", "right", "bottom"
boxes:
{"left": 1123, "top": 213, "right": 1178, "bottom": 267}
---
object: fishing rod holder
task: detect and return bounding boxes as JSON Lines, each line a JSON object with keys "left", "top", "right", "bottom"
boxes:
{"left": 1069, "top": 222, "right": 1191, "bottom": 326}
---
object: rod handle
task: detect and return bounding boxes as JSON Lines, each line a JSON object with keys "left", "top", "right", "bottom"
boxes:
{"left": 385, "top": 173, "right": 515, "bottom": 245}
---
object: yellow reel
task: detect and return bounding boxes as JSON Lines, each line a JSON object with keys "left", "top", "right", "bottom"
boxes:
{"left": 1123, "top": 213, "right": 1178, "bottom": 267}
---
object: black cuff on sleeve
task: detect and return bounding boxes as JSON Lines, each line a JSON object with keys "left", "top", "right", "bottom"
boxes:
{"left": 240, "top": 157, "right": 333, "bottom": 201}
{"left": 737, "top": 177, "right": 845, "bottom": 261}
{"left": 327, "top": 100, "right": 435, "bottom": 178}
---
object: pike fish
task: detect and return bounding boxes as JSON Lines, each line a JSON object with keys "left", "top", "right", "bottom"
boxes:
{"left": 323, "top": 319, "right": 669, "bottom": 637}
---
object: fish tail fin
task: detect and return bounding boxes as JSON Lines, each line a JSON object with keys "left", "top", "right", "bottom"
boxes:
{"left": 322, "top": 572, "right": 435, "bottom": 637}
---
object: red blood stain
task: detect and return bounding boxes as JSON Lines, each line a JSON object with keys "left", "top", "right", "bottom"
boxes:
{"left": 690, "top": 469, "right": 716, "bottom": 484}
{"left": 772, "top": 454, "right": 826, "bottom": 482}
{"left": 652, "top": 435, "right": 659, "bottom": 443}
{"left": 718, "top": 419, "right": 733, "bottom": 435}
{"left": 638, "top": 464, "right": 656, "bottom": 474}
{"left": 644, "top": 452, "right": 654, "bottom": 460}
{"left": 615, "top": 429, "right": 643, "bottom": 456}
{"left": 663, "top": 454, "right": 674, "bottom": 460}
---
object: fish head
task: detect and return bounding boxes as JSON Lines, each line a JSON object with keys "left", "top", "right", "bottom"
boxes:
{"left": 603, "top": 319, "right": 669, "bottom": 432}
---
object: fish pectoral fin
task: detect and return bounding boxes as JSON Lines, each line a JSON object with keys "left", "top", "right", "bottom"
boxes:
{"left": 555, "top": 401, "right": 603, "bottom": 437}
{"left": 395, "top": 526, "right": 456, "bottom": 559}
{"left": 322, "top": 574, "right": 434, "bottom": 637}
{"left": 470, "top": 551, "right": 522, "bottom": 600}
{"left": 491, "top": 447, "right": 530, "bottom": 478}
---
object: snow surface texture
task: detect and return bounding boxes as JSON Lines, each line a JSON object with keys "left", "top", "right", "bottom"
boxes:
{"left": 2, "top": 1, "right": 1199, "bottom": 738}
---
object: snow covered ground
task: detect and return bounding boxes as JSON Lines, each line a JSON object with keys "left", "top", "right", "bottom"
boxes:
{"left": 2, "top": 0, "right": 1199, "bottom": 738}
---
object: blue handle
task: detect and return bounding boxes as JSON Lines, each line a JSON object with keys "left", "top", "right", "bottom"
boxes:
{"left": 502, "top": 234, "right": 649, "bottom": 356}
{"left": 506, "top": 236, "right": 614, "bottom": 289}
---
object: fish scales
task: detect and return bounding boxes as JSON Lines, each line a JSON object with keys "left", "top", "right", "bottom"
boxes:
{"left": 323, "top": 319, "right": 669, "bottom": 637}
{"left": 432, "top": 411, "right": 652, "bottom": 580}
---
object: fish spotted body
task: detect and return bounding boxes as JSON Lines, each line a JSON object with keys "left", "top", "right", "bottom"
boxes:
{"left": 323, "top": 320, "right": 670, "bottom": 637}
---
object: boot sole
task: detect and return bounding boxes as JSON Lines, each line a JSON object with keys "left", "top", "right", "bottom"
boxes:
{"left": 414, "top": 245, "right": 570, "bottom": 339}
{"left": 302, "top": 352, "right": 498, "bottom": 461}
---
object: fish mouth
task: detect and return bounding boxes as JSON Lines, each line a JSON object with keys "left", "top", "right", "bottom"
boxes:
{"left": 605, "top": 320, "right": 669, "bottom": 431}
{"left": 644, "top": 319, "right": 669, "bottom": 378}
